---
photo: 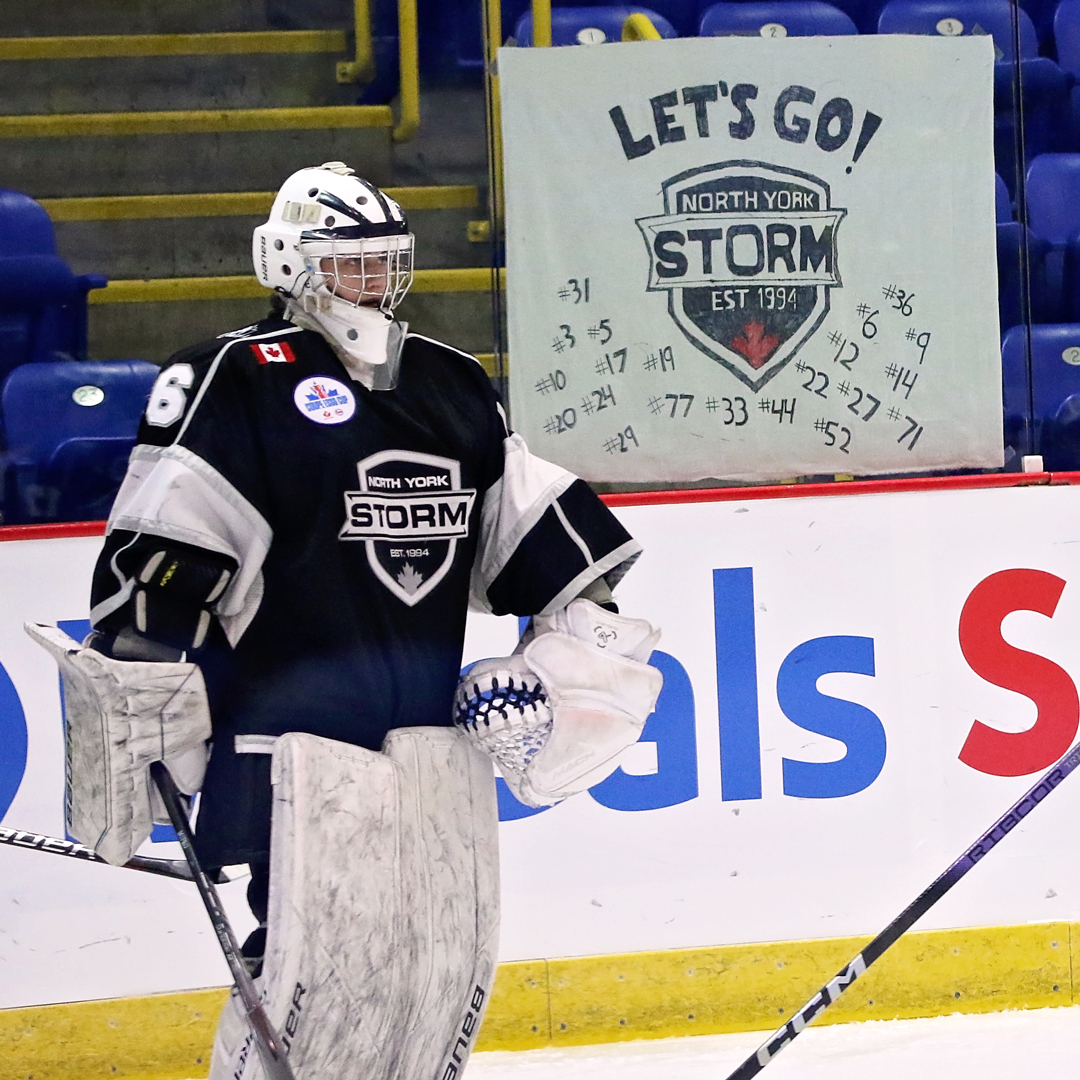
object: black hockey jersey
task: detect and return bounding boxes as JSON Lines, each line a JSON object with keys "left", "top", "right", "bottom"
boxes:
{"left": 90, "top": 315, "right": 640, "bottom": 865}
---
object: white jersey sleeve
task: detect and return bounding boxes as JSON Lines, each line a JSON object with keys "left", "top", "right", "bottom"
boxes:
{"left": 469, "top": 432, "right": 641, "bottom": 616}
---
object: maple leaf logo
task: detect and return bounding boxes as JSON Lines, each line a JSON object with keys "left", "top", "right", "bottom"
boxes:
{"left": 395, "top": 563, "right": 425, "bottom": 595}
{"left": 731, "top": 322, "right": 780, "bottom": 369}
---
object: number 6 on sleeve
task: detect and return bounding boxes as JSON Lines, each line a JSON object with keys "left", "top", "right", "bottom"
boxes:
{"left": 147, "top": 363, "right": 195, "bottom": 428}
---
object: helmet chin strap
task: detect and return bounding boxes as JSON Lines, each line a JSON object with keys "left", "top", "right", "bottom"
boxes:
{"left": 285, "top": 295, "right": 407, "bottom": 391}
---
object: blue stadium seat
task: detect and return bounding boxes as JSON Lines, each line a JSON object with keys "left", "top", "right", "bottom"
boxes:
{"left": 1001, "top": 323, "right": 1080, "bottom": 469}
{"left": 699, "top": 1, "right": 858, "bottom": 35}
{"left": 877, "top": 0, "right": 1037, "bottom": 59}
{"left": 624, "top": 0, "right": 699, "bottom": 35}
{"left": 996, "top": 172, "right": 1012, "bottom": 220}
{"left": 997, "top": 221, "right": 1051, "bottom": 329}
{"left": 836, "top": 0, "right": 887, "bottom": 33}
{"left": 1055, "top": 0, "right": 1080, "bottom": 76}
{"left": 876, "top": 2, "right": 1065, "bottom": 192}
{"left": 0, "top": 360, "right": 158, "bottom": 524}
{"left": 1023, "top": 0, "right": 1059, "bottom": 50}
{"left": 1025, "top": 154, "right": 1080, "bottom": 243}
{"left": 993, "top": 59, "right": 1073, "bottom": 200}
{"left": 514, "top": 5, "right": 677, "bottom": 45}
{"left": 416, "top": 0, "right": 485, "bottom": 80}
{"left": 1025, "top": 154, "right": 1080, "bottom": 320}
{"left": 0, "top": 190, "right": 107, "bottom": 386}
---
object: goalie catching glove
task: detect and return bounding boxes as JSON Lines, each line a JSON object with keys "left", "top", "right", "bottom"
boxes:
{"left": 24, "top": 623, "right": 211, "bottom": 866}
{"left": 454, "top": 598, "right": 662, "bottom": 807}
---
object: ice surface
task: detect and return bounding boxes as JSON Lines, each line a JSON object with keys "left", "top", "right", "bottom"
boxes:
{"left": 465, "top": 1006, "right": 1080, "bottom": 1080}
{"left": 177, "top": 1006, "right": 1080, "bottom": 1080}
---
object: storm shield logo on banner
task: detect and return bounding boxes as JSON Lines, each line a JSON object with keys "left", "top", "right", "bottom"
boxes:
{"left": 340, "top": 450, "right": 477, "bottom": 606}
{"left": 636, "top": 161, "right": 846, "bottom": 392}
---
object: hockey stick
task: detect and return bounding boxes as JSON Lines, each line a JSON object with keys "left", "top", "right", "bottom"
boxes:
{"left": 723, "top": 738, "right": 1080, "bottom": 1080}
{"left": 150, "top": 761, "right": 296, "bottom": 1080}
{"left": 0, "top": 825, "right": 233, "bottom": 884}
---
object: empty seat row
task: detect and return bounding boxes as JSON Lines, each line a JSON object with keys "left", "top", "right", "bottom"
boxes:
{"left": 510, "top": 1, "right": 1080, "bottom": 183}
{"left": 510, "top": 0, "right": 1064, "bottom": 53}
{"left": 0, "top": 190, "right": 106, "bottom": 384}
{"left": 1001, "top": 322, "right": 1080, "bottom": 469}
{"left": 997, "top": 154, "right": 1080, "bottom": 326}
{"left": 0, "top": 361, "right": 158, "bottom": 525}
{"left": 0, "top": 189, "right": 155, "bottom": 525}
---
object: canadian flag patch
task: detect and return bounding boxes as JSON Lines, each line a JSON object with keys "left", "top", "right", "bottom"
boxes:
{"left": 251, "top": 341, "right": 296, "bottom": 364}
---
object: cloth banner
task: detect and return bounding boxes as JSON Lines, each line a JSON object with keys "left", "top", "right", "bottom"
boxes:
{"left": 501, "top": 36, "right": 1002, "bottom": 482}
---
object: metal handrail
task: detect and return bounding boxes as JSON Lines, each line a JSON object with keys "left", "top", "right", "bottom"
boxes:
{"left": 393, "top": 0, "right": 420, "bottom": 141}
{"left": 622, "top": 12, "right": 663, "bottom": 40}
{"left": 335, "top": 0, "right": 374, "bottom": 83}
{"left": 335, "top": 0, "right": 418, "bottom": 141}
{"left": 482, "top": 0, "right": 506, "bottom": 381}
{"left": 531, "top": 0, "right": 552, "bottom": 46}
{"left": 483, "top": 0, "right": 504, "bottom": 224}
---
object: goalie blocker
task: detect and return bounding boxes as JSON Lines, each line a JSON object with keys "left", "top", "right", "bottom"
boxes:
{"left": 209, "top": 726, "right": 499, "bottom": 1080}
{"left": 24, "top": 623, "right": 211, "bottom": 866}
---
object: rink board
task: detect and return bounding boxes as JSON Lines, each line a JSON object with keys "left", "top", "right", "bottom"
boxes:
{"left": 4, "top": 478, "right": 1080, "bottom": 1028}
{"left": 0, "top": 920, "right": 1074, "bottom": 1076}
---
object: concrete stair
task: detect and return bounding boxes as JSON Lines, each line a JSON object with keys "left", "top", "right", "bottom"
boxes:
{"left": 0, "top": 0, "right": 277, "bottom": 36}
{"left": 0, "top": 1, "right": 496, "bottom": 364}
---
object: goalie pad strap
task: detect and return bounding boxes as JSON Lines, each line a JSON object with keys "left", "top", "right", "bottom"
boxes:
{"left": 209, "top": 727, "right": 499, "bottom": 1080}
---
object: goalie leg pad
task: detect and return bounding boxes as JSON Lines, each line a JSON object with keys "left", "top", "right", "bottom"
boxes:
{"left": 208, "top": 727, "right": 499, "bottom": 1080}
{"left": 24, "top": 622, "right": 211, "bottom": 866}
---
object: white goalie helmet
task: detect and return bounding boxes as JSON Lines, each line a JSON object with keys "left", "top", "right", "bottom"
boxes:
{"left": 252, "top": 162, "right": 414, "bottom": 317}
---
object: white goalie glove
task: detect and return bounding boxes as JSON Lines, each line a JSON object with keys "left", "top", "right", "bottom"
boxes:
{"left": 454, "top": 598, "right": 662, "bottom": 807}
{"left": 25, "top": 623, "right": 212, "bottom": 866}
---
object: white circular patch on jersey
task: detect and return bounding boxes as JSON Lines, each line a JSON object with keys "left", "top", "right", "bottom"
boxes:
{"left": 293, "top": 376, "right": 356, "bottom": 425}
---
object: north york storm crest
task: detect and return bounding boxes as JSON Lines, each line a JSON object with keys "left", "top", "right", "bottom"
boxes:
{"left": 636, "top": 161, "right": 846, "bottom": 392}
{"left": 339, "top": 450, "right": 476, "bottom": 606}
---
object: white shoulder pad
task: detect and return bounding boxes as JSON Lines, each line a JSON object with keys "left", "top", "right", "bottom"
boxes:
{"left": 24, "top": 623, "right": 211, "bottom": 866}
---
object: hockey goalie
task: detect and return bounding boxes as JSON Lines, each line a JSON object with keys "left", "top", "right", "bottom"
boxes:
{"left": 27, "top": 163, "right": 662, "bottom": 1080}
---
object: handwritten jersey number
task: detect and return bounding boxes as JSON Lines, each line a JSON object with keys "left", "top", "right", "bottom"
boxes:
{"left": 722, "top": 397, "right": 748, "bottom": 426}
{"left": 147, "top": 363, "right": 195, "bottom": 427}
{"left": 800, "top": 366, "right": 829, "bottom": 397}
{"left": 665, "top": 393, "right": 694, "bottom": 418}
{"left": 846, "top": 387, "right": 880, "bottom": 420}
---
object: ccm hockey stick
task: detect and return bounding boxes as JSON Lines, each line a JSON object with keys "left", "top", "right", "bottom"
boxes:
{"left": 723, "top": 738, "right": 1080, "bottom": 1080}
{"left": 150, "top": 761, "right": 296, "bottom": 1080}
{"left": 0, "top": 824, "right": 233, "bottom": 883}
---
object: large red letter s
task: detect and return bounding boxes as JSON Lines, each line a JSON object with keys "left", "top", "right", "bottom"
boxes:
{"left": 958, "top": 569, "right": 1079, "bottom": 776}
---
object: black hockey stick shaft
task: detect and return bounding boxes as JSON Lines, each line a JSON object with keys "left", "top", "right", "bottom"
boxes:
{"left": 0, "top": 824, "right": 230, "bottom": 883}
{"left": 724, "top": 738, "right": 1080, "bottom": 1080}
{"left": 150, "top": 762, "right": 296, "bottom": 1080}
